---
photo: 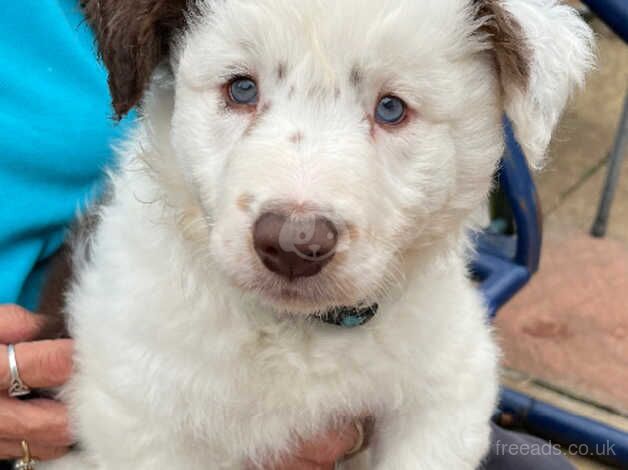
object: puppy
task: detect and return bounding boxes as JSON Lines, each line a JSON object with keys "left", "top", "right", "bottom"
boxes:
{"left": 40, "top": 1, "right": 593, "bottom": 468}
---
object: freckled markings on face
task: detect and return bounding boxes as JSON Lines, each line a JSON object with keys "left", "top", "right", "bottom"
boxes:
{"left": 237, "top": 193, "right": 255, "bottom": 212}
{"left": 346, "top": 222, "right": 360, "bottom": 242}
{"left": 244, "top": 101, "right": 272, "bottom": 136}
{"left": 277, "top": 63, "right": 286, "bottom": 81}
{"left": 364, "top": 114, "right": 376, "bottom": 140}
{"left": 260, "top": 102, "right": 271, "bottom": 114}
{"left": 289, "top": 132, "right": 304, "bottom": 145}
{"left": 350, "top": 66, "right": 362, "bottom": 87}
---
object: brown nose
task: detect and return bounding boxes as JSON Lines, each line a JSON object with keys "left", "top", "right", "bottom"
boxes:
{"left": 253, "top": 212, "right": 338, "bottom": 280}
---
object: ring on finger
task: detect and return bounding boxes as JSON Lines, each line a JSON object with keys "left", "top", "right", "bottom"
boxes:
{"left": 345, "top": 421, "right": 365, "bottom": 457}
{"left": 13, "top": 440, "right": 36, "bottom": 470}
{"left": 7, "top": 344, "right": 31, "bottom": 398}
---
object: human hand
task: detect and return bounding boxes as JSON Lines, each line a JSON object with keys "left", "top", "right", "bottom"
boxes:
{"left": 254, "top": 418, "right": 371, "bottom": 470}
{"left": 1, "top": 305, "right": 371, "bottom": 466}
{"left": 0, "top": 305, "right": 74, "bottom": 461}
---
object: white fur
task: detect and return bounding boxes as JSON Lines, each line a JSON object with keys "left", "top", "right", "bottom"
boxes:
{"left": 40, "top": 1, "right": 593, "bottom": 468}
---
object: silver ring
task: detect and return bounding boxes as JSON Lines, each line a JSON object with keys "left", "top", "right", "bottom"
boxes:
{"left": 7, "top": 344, "right": 31, "bottom": 397}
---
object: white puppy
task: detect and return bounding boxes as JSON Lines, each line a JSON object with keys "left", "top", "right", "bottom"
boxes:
{"left": 40, "top": 1, "right": 593, "bottom": 469}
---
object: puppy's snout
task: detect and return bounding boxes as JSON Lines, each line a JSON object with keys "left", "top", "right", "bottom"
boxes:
{"left": 253, "top": 212, "right": 338, "bottom": 280}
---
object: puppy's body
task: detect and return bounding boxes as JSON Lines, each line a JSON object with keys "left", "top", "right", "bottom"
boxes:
{"left": 40, "top": 0, "right": 593, "bottom": 468}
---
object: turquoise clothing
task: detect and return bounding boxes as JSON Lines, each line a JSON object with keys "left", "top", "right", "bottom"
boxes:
{"left": 0, "top": 1, "right": 134, "bottom": 310}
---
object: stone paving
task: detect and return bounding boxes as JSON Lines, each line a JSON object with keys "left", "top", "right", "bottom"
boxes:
{"left": 538, "top": 18, "right": 628, "bottom": 243}
{"left": 497, "top": 235, "right": 628, "bottom": 414}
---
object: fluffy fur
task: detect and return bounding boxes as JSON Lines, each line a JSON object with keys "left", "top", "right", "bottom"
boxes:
{"left": 40, "top": 1, "right": 593, "bottom": 468}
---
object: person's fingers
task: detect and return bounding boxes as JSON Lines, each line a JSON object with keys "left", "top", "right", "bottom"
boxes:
{"left": 0, "top": 305, "right": 44, "bottom": 344}
{"left": 0, "top": 396, "right": 74, "bottom": 447}
{"left": 276, "top": 459, "right": 332, "bottom": 470}
{"left": 0, "top": 340, "right": 74, "bottom": 390}
{"left": 295, "top": 421, "right": 362, "bottom": 465}
{"left": 254, "top": 455, "right": 333, "bottom": 470}
{"left": 0, "top": 439, "right": 69, "bottom": 461}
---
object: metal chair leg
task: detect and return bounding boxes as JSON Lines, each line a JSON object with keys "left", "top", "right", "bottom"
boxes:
{"left": 591, "top": 92, "right": 628, "bottom": 238}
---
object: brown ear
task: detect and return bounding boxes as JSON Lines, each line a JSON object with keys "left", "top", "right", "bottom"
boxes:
{"left": 81, "top": 0, "right": 191, "bottom": 119}
{"left": 474, "top": 0, "right": 531, "bottom": 92}
{"left": 473, "top": 0, "right": 594, "bottom": 167}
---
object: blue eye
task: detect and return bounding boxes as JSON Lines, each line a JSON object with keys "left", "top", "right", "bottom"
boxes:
{"left": 228, "top": 77, "right": 258, "bottom": 105}
{"left": 375, "top": 96, "right": 406, "bottom": 125}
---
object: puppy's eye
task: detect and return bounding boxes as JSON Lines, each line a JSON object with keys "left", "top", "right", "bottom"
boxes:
{"left": 228, "top": 77, "right": 258, "bottom": 105}
{"left": 375, "top": 96, "right": 406, "bottom": 125}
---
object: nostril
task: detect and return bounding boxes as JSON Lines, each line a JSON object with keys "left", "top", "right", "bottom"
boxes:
{"left": 262, "top": 245, "right": 278, "bottom": 256}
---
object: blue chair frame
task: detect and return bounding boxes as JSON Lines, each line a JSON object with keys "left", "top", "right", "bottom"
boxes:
{"left": 582, "top": 0, "right": 628, "bottom": 45}
{"left": 473, "top": 119, "right": 542, "bottom": 319}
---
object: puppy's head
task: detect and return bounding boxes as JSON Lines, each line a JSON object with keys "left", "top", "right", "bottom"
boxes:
{"left": 85, "top": 0, "right": 593, "bottom": 314}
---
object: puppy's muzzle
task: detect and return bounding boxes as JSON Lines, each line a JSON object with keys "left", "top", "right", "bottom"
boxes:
{"left": 253, "top": 211, "right": 338, "bottom": 281}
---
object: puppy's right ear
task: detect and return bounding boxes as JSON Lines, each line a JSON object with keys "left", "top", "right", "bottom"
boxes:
{"left": 476, "top": 0, "right": 595, "bottom": 168}
{"left": 81, "top": 0, "right": 192, "bottom": 119}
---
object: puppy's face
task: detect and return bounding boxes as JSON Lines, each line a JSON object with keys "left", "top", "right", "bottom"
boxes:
{"left": 85, "top": 0, "right": 594, "bottom": 314}
{"left": 167, "top": 0, "right": 503, "bottom": 313}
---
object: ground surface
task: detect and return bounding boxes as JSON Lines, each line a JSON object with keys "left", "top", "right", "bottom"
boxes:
{"left": 493, "top": 14, "right": 627, "bottom": 470}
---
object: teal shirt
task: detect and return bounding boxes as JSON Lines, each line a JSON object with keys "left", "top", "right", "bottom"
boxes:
{"left": 0, "top": 1, "right": 134, "bottom": 310}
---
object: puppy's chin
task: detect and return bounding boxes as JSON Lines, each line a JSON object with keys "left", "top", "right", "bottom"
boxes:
{"left": 253, "top": 283, "right": 344, "bottom": 316}
{"left": 226, "top": 271, "right": 366, "bottom": 317}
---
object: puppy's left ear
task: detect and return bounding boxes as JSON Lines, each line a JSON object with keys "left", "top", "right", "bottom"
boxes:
{"left": 476, "top": 0, "right": 595, "bottom": 168}
{"left": 81, "top": 0, "right": 192, "bottom": 119}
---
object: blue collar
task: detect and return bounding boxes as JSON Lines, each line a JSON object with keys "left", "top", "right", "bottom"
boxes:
{"left": 320, "top": 304, "right": 379, "bottom": 328}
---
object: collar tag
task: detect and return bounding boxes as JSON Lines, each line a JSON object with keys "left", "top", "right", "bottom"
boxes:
{"left": 320, "top": 304, "right": 378, "bottom": 328}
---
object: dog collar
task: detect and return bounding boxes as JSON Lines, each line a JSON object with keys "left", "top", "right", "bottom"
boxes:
{"left": 319, "top": 304, "right": 378, "bottom": 328}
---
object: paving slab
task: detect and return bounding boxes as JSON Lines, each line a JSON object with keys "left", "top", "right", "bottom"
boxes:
{"left": 496, "top": 234, "right": 628, "bottom": 415}
{"left": 535, "top": 19, "right": 628, "bottom": 218}
{"left": 545, "top": 155, "right": 628, "bottom": 243}
{"left": 495, "top": 234, "right": 628, "bottom": 469}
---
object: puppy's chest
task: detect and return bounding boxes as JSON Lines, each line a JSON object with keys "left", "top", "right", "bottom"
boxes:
{"left": 93, "top": 317, "right": 412, "bottom": 438}
{"left": 211, "top": 320, "right": 408, "bottom": 406}
{"left": 197, "top": 316, "right": 413, "bottom": 417}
